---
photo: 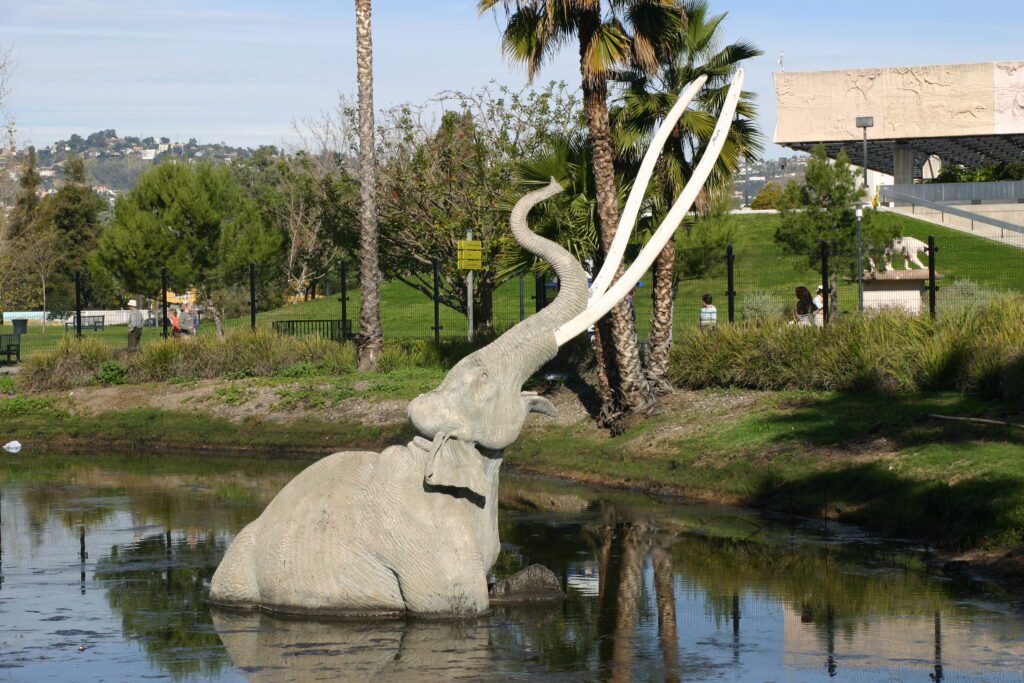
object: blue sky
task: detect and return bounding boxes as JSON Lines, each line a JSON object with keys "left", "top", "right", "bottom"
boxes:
{"left": 2, "top": 0, "right": 1022, "bottom": 158}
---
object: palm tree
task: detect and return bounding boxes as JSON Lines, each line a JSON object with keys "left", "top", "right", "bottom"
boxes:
{"left": 355, "top": 0, "right": 383, "bottom": 370}
{"left": 612, "top": 0, "right": 761, "bottom": 393}
{"left": 479, "top": 0, "right": 684, "bottom": 423}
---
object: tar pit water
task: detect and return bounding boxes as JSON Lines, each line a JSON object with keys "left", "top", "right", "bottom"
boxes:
{"left": 1, "top": 453, "right": 1023, "bottom": 681}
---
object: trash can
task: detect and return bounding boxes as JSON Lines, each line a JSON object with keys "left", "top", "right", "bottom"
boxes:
{"left": 12, "top": 319, "right": 28, "bottom": 335}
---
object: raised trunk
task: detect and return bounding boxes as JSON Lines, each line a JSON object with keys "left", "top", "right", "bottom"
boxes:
{"left": 577, "top": 10, "right": 654, "bottom": 422}
{"left": 355, "top": 0, "right": 383, "bottom": 371}
{"left": 646, "top": 236, "right": 676, "bottom": 394}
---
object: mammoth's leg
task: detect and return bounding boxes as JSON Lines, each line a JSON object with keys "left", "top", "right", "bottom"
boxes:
{"left": 210, "top": 523, "right": 261, "bottom": 607}
{"left": 395, "top": 556, "right": 489, "bottom": 616}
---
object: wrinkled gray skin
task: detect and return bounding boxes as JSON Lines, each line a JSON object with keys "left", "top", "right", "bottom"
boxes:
{"left": 209, "top": 179, "right": 586, "bottom": 616}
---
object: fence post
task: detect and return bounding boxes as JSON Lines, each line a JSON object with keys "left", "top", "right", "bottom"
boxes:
{"left": 432, "top": 259, "right": 441, "bottom": 345}
{"left": 928, "top": 235, "right": 938, "bottom": 320}
{"left": 74, "top": 271, "right": 83, "bottom": 339}
{"left": 248, "top": 262, "right": 257, "bottom": 331}
{"left": 340, "top": 261, "right": 349, "bottom": 340}
{"left": 725, "top": 244, "right": 736, "bottom": 323}
{"left": 161, "top": 267, "right": 168, "bottom": 339}
{"left": 518, "top": 275, "right": 525, "bottom": 322}
{"left": 820, "top": 241, "right": 830, "bottom": 326}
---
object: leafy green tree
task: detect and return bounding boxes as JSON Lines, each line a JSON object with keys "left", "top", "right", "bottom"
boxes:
{"left": 480, "top": 0, "right": 685, "bottom": 421}
{"left": 750, "top": 181, "right": 781, "bottom": 209}
{"left": 96, "top": 162, "right": 284, "bottom": 335}
{"left": 612, "top": 0, "right": 761, "bottom": 391}
{"left": 7, "top": 146, "right": 41, "bottom": 241}
{"left": 32, "top": 155, "right": 110, "bottom": 309}
{"left": 775, "top": 145, "right": 899, "bottom": 313}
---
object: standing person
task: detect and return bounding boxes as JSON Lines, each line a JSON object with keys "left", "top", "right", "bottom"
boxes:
{"left": 191, "top": 303, "right": 200, "bottom": 335}
{"left": 168, "top": 308, "right": 181, "bottom": 338}
{"left": 794, "top": 286, "right": 815, "bottom": 326}
{"left": 178, "top": 302, "right": 194, "bottom": 338}
{"left": 127, "top": 299, "right": 143, "bottom": 352}
{"left": 699, "top": 293, "right": 717, "bottom": 329}
{"left": 812, "top": 286, "right": 825, "bottom": 327}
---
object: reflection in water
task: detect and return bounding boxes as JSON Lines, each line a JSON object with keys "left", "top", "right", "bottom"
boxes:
{"left": 94, "top": 532, "right": 233, "bottom": 679}
{"left": 1, "top": 456, "right": 1024, "bottom": 681}
{"left": 212, "top": 611, "right": 497, "bottom": 682}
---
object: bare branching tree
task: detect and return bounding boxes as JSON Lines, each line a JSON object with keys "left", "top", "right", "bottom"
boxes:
{"left": 281, "top": 100, "right": 360, "bottom": 304}
{"left": 376, "top": 81, "right": 581, "bottom": 331}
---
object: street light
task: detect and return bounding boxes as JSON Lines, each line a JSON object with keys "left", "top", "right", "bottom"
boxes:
{"left": 855, "top": 116, "right": 873, "bottom": 314}
{"left": 855, "top": 116, "right": 874, "bottom": 194}
{"left": 856, "top": 206, "right": 864, "bottom": 312}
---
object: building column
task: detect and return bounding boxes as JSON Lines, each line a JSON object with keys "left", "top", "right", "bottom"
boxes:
{"left": 893, "top": 144, "right": 915, "bottom": 186}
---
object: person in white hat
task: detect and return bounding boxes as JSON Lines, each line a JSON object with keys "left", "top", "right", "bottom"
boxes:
{"left": 127, "top": 299, "right": 143, "bottom": 351}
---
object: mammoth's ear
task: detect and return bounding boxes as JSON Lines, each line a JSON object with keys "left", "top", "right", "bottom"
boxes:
{"left": 523, "top": 394, "right": 557, "bottom": 418}
{"left": 424, "top": 437, "right": 489, "bottom": 499}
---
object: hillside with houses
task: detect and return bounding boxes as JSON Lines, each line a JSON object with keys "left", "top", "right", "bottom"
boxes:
{"left": 8, "top": 130, "right": 253, "bottom": 197}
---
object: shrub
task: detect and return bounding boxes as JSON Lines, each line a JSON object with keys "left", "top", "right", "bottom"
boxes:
{"left": 739, "top": 291, "right": 785, "bottom": 323}
{"left": 21, "top": 337, "right": 114, "bottom": 391}
{"left": 750, "top": 182, "right": 782, "bottom": 209}
{"left": 938, "top": 279, "right": 994, "bottom": 320}
{"left": 97, "top": 361, "right": 128, "bottom": 385}
{"left": 19, "top": 329, "right": 462, "bottom": 391}
{"left": 670, "top": 294, "right": 1024, "bottom": 400}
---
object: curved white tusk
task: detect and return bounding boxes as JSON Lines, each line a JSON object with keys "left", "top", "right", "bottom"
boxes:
{"left": 556, "top": 69, "right": 745, "bottom": 347}
{"left": 588, "top": 75, "right": 708, "bottom": 301}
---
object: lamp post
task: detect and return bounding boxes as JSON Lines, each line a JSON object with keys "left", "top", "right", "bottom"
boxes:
{"left": 856, "top": 206, "right": 864, "bottom": 312}
{"left": 855, "top": 116, "right": 874, "bottom": 195}
{"left": 854, "top": 117, "right": 873, "bottom": 313}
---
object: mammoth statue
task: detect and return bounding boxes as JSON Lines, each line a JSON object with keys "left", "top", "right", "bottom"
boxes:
{"left": 209, "top": 70, "right": 745, "bottom": 617}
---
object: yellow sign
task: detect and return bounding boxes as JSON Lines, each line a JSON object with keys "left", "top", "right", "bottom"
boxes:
{"left": 457, "top": 239, "right": 483, "bottom": 270}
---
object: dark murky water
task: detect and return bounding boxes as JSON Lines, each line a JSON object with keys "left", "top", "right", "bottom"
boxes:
{"left": 2, "top": 453, "right": 1023, "bottom": 682}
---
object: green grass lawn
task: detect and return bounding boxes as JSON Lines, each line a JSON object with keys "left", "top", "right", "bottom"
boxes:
{"left": 3, "top": 212, "right": 1020, "bottom": 361}
{"left": 505, "top": 388, "right": 1024, "bottom": 550}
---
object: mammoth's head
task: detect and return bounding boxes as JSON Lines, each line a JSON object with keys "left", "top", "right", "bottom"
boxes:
{"left": 407, "top": 344, "right": 557, "bottom": 452}
{"left": 405, "top": 178, "right": 587, "bottom": 496}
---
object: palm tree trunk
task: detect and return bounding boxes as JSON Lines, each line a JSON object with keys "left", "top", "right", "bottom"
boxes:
{"left": 577, "top": 10, "right": 653, "bottom": 421}
{"left": 355, "top": 0, "right": 383, "bottom": 370}
{"left": 646, "top": 235, "right": 675, "bottom": 394}
{"left": 652, "top": 541, "right": 679, "bottom": 682}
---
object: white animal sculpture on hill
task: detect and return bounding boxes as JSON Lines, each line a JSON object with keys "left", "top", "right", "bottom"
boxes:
{"left": 868, "top": 236, "right": 928, "bottom": 272}
{"left": 210, "top": 71, "right": 746, "bottom": 617}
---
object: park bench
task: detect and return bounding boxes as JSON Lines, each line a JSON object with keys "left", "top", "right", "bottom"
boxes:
{"left": 64, "top": 315, "right": 105, "bottom": 332}
{"left": 0, "top": 333, "right": 20, "bottom": 364}
{"left": 272, "top": 319, "right": 352, "bottom": 343}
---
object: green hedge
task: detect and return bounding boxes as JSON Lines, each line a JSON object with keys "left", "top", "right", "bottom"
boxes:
{"left": 19, "top": 330, "right": 460, "bottom": 390}
{"left": 670, "top": 295, "right": 1024, "bottom": 402}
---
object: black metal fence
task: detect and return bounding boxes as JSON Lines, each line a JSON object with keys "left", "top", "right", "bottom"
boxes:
{"left": 1, "top": 234, "right": 1021, "bottom": 363}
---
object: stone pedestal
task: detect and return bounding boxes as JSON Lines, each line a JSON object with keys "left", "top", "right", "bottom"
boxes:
{"left": 862, "top": 269, "right": 941, "bottom": 315}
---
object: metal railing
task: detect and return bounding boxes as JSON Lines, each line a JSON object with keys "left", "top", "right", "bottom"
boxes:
{"left": 880, "top": 188, "right": 1024, "bottom": 239}
{"left": 888, "top": 181, "right": 1024, "bottom": 204}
